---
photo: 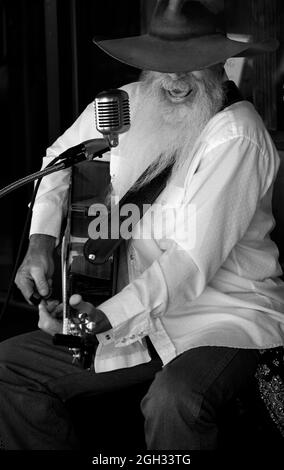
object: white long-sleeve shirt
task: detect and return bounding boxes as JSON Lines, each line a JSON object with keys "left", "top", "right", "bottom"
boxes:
{"left": 31, "top": 82, "right": 284, "bottom": 372}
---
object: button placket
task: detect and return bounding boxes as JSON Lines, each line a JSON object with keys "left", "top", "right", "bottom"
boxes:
{"left": 128, "top": 247, "right": 138, "bottom": 279}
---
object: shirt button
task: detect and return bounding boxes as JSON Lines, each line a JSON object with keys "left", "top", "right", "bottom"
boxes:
{"left": 130, "top": 254, "right": 135, "bottom": 261}
{"left": 130, "top": 335, "right": 136, "bottom": 339}
{"left": 105, "top": 334, "right": 111, "bottom": 340}
{"left": 121, "top": 338, "right": 127, "bottom": 343}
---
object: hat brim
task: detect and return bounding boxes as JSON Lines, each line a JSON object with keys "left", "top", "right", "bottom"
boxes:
{"left": 93, "top": 34, "right": 279, "bottom": 73}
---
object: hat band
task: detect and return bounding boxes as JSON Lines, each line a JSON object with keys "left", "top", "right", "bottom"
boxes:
{"left": 149, "top": 29, "right": 224, "bottom": 41}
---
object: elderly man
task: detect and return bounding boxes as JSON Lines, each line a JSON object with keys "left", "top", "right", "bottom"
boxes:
{"left": 1, "top": 0, "right": 284, "bottom": 450}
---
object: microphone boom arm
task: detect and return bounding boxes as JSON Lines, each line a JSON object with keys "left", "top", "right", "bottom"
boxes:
{"left": 0, "top": 138, "right": 110, "bottom": 200}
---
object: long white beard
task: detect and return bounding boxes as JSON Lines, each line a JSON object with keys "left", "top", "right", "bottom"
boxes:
{"left": 114, "top": 69, "right": 225, "bottom": 197}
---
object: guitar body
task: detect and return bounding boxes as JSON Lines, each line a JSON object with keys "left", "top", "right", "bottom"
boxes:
{"left": 54, "top": 155, "right": 172, "bottom": 367}
{"left": 55, "top": 159, "right": 118, "bottom": 367}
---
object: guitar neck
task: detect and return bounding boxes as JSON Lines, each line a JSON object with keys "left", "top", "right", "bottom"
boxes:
{"left": 61, "top": 159, "right": 117, "bottom": 340}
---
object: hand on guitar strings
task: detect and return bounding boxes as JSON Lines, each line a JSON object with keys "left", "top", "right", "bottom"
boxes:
{"left": 37, "top": 295, "right": 112, "bottom": 336}
{"left": 69, "top": 294, "right": 112, "bottom": 334}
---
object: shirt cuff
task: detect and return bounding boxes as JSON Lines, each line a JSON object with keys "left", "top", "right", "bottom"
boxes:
{"left": 97, "top": 260, "right": 168, "bottom": 346}
{"left": 96, "top": 289, "right": 149, "bottom": 347}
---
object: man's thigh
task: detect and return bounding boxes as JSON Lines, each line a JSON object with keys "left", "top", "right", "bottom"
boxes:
{"left": 0, "top": 330, "right": 162, "bottom": 400}
{"left": 147, "top": 346, "right": 260, "bottom": 418}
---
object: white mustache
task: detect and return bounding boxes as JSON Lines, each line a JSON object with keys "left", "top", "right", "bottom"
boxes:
{"left": 142, "top": 71, "right": 195, "bottom": 92}
{"left": 154, "top": 74, "right": 194, "bottom": 94}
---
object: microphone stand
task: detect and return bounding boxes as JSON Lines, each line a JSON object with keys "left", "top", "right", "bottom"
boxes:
{"left": 0, "top": 138, "right": 110, "bottom": 324}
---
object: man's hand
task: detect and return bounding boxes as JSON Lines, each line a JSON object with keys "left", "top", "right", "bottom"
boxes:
{"left": 38, "top": 299, "right": 63, "bottom": 335}
{"left": 69, "top": 294, "right": 112, "bottom": 334}
{"left": 37, "top": 295, "right": 112, "bottom": 336}
{"left": 15, "top": 234, "right": 56, "bottom": 304}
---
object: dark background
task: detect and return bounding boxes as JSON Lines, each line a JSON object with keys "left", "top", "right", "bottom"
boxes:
{"left": 0, "top": 0, "right": 148, "bottom": 331}
{"left": 0, "top": 0, "right": 283, "bottom": 453}
{"left": 0, "top": 0, "right": 283, "bottom": 334}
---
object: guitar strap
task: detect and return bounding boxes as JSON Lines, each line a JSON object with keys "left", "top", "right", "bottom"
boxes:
{"left": 84, "top": 81, "right": 243, "bottom": 265}
{"left": 84, "top": 161, "right": 174, "bottom": 264}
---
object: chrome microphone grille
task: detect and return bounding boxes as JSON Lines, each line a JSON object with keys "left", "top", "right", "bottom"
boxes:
{"left": 94, "top": 89, "right": 130, "bottom": 136}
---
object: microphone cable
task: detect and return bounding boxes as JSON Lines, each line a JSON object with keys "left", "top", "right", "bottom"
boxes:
{"left": 0, "top": 156, "right": 62, "bottom": 323}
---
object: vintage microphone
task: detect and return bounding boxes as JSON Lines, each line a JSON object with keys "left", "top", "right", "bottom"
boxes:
{"left": 94, "top": 88, "right": 130, "bottom": 147}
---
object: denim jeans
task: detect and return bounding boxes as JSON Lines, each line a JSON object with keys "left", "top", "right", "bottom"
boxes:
{"left": 0, "top": 330, "right": 259, "bottom": 450}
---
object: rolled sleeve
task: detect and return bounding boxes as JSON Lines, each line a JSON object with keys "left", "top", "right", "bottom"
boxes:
{"left": 98, "top": 259, "right": 168, "bottom": 345}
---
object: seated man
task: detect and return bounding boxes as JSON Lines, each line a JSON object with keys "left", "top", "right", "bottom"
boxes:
{"left": 1, "top": 0, "right": 284, "bottom": 450}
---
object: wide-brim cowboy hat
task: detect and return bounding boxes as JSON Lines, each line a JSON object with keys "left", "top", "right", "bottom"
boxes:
{"left": 93, "top": 0, "right": 279, "bottom": 73}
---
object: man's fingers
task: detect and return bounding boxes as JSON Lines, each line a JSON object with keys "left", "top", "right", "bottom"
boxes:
{"left": 69, "top": 294, "right": 96, "bottom": 316}
{"left": 69, "top": 295, "right": 111, "bottom": 332}
{"left": 43, "top": 300, "right": 63, "bottom": 320}
{"left": 69, "top": 294, "right": 82, "bottom": 307}
{"left": 38, "top": 302, "right": 62, "bottom": 335}
{"left": 30, "top": 266, "right": 50, "bottom": 297}
{"left": 15, "top": 273, "right": 35, "bottom": 304}
{"left": 45, "top": 299, "right": 60, "bottom": 313}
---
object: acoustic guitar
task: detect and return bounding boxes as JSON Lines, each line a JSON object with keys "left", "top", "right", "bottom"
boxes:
{"left": 54, "top": 159, "right": 118, "bottom": 368}
{"left": 53, "top": 157, "right": 173, "bottom": 368}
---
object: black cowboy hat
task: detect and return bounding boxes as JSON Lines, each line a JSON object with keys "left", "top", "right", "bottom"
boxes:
{"left": 93, "top": 0, "right": 278, "bottom": 73}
